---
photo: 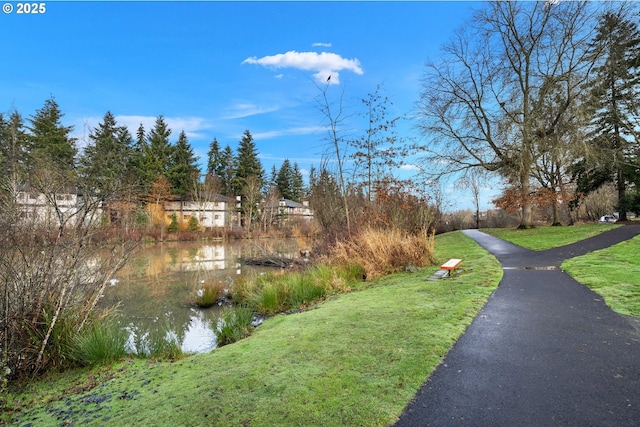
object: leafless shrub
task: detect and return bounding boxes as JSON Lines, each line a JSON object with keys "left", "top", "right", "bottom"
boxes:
{"left": 0, "top": 168, "right": 137, "bottom": 380}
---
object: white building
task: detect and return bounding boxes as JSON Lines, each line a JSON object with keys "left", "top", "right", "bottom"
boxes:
{"left": 16, "top": 188, "right": 102, "bottom": 227}
{"left": 262, "top": 198, "right": 314, "bottom": 224}
{"left": 163, "top": 194, "right": 234, "bottom": 228}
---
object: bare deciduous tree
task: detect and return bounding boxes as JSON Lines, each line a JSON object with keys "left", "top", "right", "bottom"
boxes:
{"left": 418, "top": 1, "right": 595, "bottom": 228}
{"left": 315, "top": 81, "right": 352, "bottom": 232}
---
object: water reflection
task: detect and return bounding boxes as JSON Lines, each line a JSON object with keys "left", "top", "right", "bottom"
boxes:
{"left": 99, "top": 239, "right": 299, "bottom": 353}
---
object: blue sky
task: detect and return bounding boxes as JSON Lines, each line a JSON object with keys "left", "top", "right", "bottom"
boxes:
{"left": 1, "top": 1, "right": 499, "bottom": 210}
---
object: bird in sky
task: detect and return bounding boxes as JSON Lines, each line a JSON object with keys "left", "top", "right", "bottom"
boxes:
{"left": 327, "top": 75, "right": 331, "bottom": 82}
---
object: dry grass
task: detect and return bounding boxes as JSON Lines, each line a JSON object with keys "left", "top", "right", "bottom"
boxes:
{"left": 325, "top": 227, "right": 436, "bottom": 279}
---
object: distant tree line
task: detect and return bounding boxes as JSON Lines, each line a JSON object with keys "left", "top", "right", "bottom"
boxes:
{"left": 1, "top": 79, "right": 440, "bottom": 236}
{"left": 0, "top": 101, "right": 313, "bottom": 230}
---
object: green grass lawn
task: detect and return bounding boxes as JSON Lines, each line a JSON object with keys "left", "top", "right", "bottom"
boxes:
{"left": 481, "top": 224, "right": 620, "bottom": 250}
{"left": 563, "top": 235, "right": 640, "bottom": 317}
{"left": 5, "top": 232, "right": 502, "bottom": 427}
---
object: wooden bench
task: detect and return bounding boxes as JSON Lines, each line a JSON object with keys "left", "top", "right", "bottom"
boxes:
{"left": 440, "top": 258, "right": 462, "bottom": 277}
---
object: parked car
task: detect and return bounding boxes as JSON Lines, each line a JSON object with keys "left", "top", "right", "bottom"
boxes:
{"left": 598, "top": 215, "right": 617, "bottom": 223}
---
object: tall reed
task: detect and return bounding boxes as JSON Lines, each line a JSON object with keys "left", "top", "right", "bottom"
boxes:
{"left": 325, "top": 227, "right": 435, "bottom": 279}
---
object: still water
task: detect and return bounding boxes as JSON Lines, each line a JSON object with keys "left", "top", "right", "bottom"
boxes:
{"left": 99, "top": 239, "right": 299, "bottom": 354}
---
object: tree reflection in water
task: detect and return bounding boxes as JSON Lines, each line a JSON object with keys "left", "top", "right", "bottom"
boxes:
{"left": 99, "top": 239, "right": 299, "bottom": 353}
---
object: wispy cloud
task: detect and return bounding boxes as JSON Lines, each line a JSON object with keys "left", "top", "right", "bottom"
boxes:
{"left": 242, "top": 50, "right": 363, "bottom": 85}
{"left": 399, "top": 164, "right": 421, "bottom": 171}
{"left": 252, "top": 126, "right": 326, "bottom": 140}
{"left": 312, "top": 42, "right": 332, "bottom": 48}
{"left": 222, "top": 102, "right": 281, "bottom": 120}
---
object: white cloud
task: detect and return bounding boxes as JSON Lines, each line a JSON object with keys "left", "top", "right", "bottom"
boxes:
{"left": 252, "top": 126, "right": 326, "bottom": 140}
{"left": 222, "top": 102, "right": 280, "bottom": 120}
{"left": 399, "top": 164, "right": 421, "bottom": 171}
{"left": 242, "top": 50, "right": 363, "bottom": 85}
{"left": 312, "top": 42, "right": 332, "bottom": 48}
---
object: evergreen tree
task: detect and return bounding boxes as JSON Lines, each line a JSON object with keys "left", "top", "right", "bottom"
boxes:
{"left": 206, "top": 138, "right": 222, "bottom": 177}
{"left": 166, "top": 130, "right": 200, "bottom": 197}
{"left": 146, "top": 116, "right": 173, "bottom": 177}
{"left": 0, "top": 111, "right": 28, "bottom": 193}
{"left": 276, "top": 159, "right": 294, "bottom": 200}
{"left": 27, "top": 97, "right": 77, "bottom": 173}
{"left": 292, "top": 162, "right": 305, "bottom": 202}
{"left": 233, "top": 130, "right": 263, "bottom": 227}
{"left": 79, "top": 111, "right": 133, "bottom": 197}
{"left": 269, "top": 165, "right": 278, "bottom": 190}
{"left": 233, "top": 130, "right": 264, "bottom": 194}
{"left": 128, "top": 123, "right": 151, "bottom": 198}
{"left": 220, "top": 145, "right": 235, "bottom": 197}
{"left": 576, "top": 8, "right": 640, "bottom": 220}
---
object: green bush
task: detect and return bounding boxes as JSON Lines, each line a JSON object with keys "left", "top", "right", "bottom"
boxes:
{"left": 148, "top": 332, "right": 183, "bottom": 360}
{"left": 0, "top": 361, "right": 9, "bottom": 409}
{"left": 167, "top": 213, "right": 179, "bottom": 233}
{"left": 217, "top": 306, "right": 254, "bottom": 346}
{"left": 195, "top": 284, "right": 223, "bottom": 308}
{"left": 187, "top": 216, "right": 200, "bottom": 232}
{"left": 33, "top": 308, "right": 80, "bottom": 372}
{"left": 70, "top": 320, "right": 128, "bottom": 366}
{"left": 253, "top": 282, "right": 284, "bottom": 314}
{"left": 135, "top": 209, "right": 149, "bottom": 227}
{"left": 286, "top": 274, "right": 325, "bottom": 308}
{"left": 233, "top": 264, "right": 362, "bottom": 317}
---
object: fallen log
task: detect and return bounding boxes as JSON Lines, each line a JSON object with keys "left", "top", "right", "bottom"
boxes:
{"left": 241, "top": 256, "right": 307, "bottom": 268}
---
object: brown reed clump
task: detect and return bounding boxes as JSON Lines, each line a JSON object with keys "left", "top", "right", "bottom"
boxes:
{"left": 325, "top": 227, "right": 435, "bottom": 280}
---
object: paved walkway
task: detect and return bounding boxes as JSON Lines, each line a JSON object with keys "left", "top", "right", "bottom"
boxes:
{"left": 394, "top": 225, "right": 640, "bottom": 427}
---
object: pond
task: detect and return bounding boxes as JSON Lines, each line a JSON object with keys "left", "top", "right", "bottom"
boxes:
{"left": 98, "top": 239, "right": 300, "bottom": 354}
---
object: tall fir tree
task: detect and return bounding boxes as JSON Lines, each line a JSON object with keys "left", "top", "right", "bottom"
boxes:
{"left": 206, "top": 137, "right": 222, "bottom": 177}
{"left": 27, "top": 97, "right": 77, "bottom": 174}
{"left": 79, "top": 111, "right": 133, "bottom": 197}
{"left": 220, "top": 145, "right": 235, "bottom": 197}
{"left": 145, "top": 116, "right": 173, "bottom": 178}
{"left": 0, "top": 111, "right": 28, "bottom": 194}
{"left": 233, "top": 130, "right": 264, "bottom": 194}
{"left": 166, "top": 130, "right": 200, "bottom": 197}
{"left": 292, "top": 162, "right": 305, "bottom": 202}
{"left": 128, "top": 123, "right": 152, "bottom": 198}
{"left": 269, "top": 164, "right": 278, "bottom": 190}
{"left": 276, "top": 159, "right": 294, "bottom": 200}
{"left": 577, "top": 8, "right": 640, "bottom": 220}
{"left": 233, "top": 130, "right": 263, "bottom": 226}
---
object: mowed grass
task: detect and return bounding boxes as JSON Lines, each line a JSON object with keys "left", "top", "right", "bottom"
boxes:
{"left": 482, "top": 224, "right": 620, "bottom": 250}
{"left": 6, "top": 231, "right": 501, "bottom": 427}
{"left": 563, "top": 235, "right": 640, "bottom": 317}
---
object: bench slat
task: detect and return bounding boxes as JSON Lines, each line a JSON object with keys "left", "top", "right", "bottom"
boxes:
{"left": 441, "top": 258, "right": 462, "bottom": 270}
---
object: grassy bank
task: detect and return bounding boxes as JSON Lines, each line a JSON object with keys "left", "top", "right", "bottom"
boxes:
{"left": 6, "top": 231, "right": 501, "bottom": 426}
{"left": 482, "top": 224, "right": 620, "bottom": 250}
{"left": 563, "top": 235, "right": 640, "bottom": 317}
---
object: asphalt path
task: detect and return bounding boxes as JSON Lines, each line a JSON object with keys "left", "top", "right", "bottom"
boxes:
{"left": 394, "top": 225, "right": 640, "bottom": 427}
